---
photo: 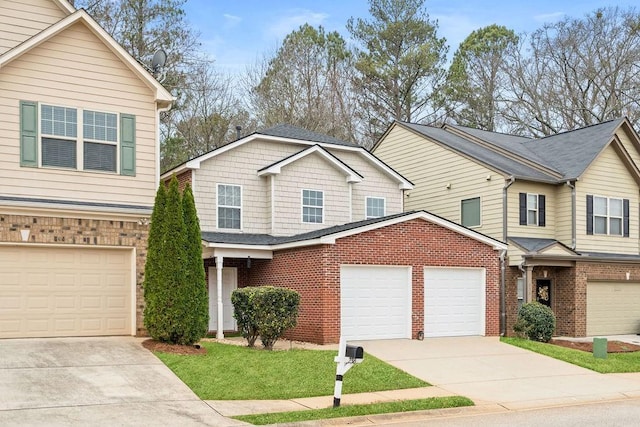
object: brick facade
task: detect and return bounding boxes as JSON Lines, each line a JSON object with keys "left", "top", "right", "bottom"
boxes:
{"left": 0, "top": 213, "right": 149, "bottom": 335}
{"left": 506, "top": 261, "right": 640, "bottom": 337}
{"left": 240, "top": 218, "right": 501, "bottom": 344}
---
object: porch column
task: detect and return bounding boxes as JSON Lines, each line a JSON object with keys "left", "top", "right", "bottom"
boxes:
{"left": 525, "top": 265, "right": 534, "bottom": 303}
{"left": 216, "top": 255, "right": 224, "bottom": 340}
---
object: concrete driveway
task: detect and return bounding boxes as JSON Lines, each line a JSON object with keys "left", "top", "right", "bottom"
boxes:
{"left": 355, "top": 337, "right": 640, "bottom": 410}
{"left": 0, "top": 337, "right": 244, "bottom": 426}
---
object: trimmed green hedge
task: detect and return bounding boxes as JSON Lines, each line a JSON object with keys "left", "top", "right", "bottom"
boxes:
{"left": 513, "top": 302, "right": 556, "bottom": 342}
{"left": 232, "top": 286, "right": 300, "bottom": 350}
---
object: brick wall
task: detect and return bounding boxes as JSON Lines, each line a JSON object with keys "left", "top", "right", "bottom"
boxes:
{"left": 248, "top": 218, "right": 501, "bottom": 344}
{"left": 0, "top": 213, "right": 149, "bottom": 335}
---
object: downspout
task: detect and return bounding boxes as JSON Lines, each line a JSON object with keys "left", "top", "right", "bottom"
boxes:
{"left": 566, "top": 181, "right": 576, "bottom": 250}
{"left": 500, "top": 176, "right": 515, "bottom": 336}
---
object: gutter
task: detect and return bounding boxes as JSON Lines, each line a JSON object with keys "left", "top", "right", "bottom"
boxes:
{"left": 565, "top": 181, "right": 576, "bottom": 250}
{"left": 500, "top": 176, "right": 515, "bottom": 336}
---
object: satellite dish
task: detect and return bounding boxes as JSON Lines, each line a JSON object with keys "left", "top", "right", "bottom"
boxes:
{"left": 151, "top": 49, "right": 167, "bottom": 74}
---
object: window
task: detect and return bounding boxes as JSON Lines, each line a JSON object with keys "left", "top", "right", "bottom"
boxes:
{"left": 41, "top": 105, "right": 77, "bottom": 168}
{"left": 19, "top": 101, "right": 135, "bottom": 175}
{"left": 461, "top": 197, "right": 481, "bottom": 227}
{"left": 592, "top": 196, "right": 624, "bottom": 236}
{"left": 366, "top": 197, "right": 385, "bottom": 219}
{"left": 519, "top": 193, "right": 545, "bottom": 226}
{"left": 83, "top": 110, "right": 118, "bottom": 172}
{"left": 217, "top": 184, "right": 241, "bottom": 229}
{"left": 302, "top": 189, "right": 323, "bottom": 223}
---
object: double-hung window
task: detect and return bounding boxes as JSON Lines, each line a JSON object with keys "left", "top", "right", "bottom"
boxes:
{"left": 19, "top": 101, "right": 136, "bottom": 175}
{"left": 302, "top": 189, "right": 323, "bottom": 223}
{"left": 519, "top": 193, "right": 546, "bottom": 226}
{"left": 366, "top": 197, "right": 385, "bottom": 219}
{"left": 461, "top": 197, "right": 481, "bottom": 227}
{"left": 217, "top": 184, "right": 242, "bottom": 229}
{"left": 591, "top": 195, "right": 624, "bottom": 236}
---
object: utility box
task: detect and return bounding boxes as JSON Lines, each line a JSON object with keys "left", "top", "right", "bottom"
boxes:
{"left": 593, "top": 337, "right": 607, "bottom": 359}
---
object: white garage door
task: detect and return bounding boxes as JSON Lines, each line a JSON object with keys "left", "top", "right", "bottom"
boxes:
{"left": 340, "top": 265, "right": 411, "bottom": 340}
{"left": 0, "top": 246, "right": 133, "bottom": 338}
{"left": 424, "top": 267, "right": 485, "bottom": 337}
{"left": 587, "top": 281, "right": 640, "bottom": 335}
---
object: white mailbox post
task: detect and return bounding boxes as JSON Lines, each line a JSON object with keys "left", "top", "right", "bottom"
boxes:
{"left": 333, "top": 336, "right": 364, "bottom": 408}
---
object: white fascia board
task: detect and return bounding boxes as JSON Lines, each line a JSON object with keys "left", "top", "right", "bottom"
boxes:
{"left": 0, "top": 10, "right": 173, "bottom": 105}
{"left": 53, "top": 0, "right": 76, "bottom": 14}
{"left": 212, "top": 247, "right": 273, "bottom": 259}
{"left": 257, "top": 145, "right": 363, "bottom": 183}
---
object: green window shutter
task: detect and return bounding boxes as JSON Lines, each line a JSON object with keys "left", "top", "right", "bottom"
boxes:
{"left": 20, "top": 101, "right": 38, "bottom": 167}
{"left": 120, "top": 113, "right": 136, "bottom": 176}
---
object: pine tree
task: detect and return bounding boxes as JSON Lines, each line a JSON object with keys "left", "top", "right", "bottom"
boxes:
{"left": 181, "top": 183, "right": 209, "bottom": 343}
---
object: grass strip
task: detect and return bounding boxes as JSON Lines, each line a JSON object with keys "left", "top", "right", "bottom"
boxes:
{"left": 154, "top": 341, "right": 428, "bottom": 400}
{"left": 501, "top": 337, "right": 640, "bottom": 373}
{"left": 234, "top": 396, "right": 474, "bottom": 425}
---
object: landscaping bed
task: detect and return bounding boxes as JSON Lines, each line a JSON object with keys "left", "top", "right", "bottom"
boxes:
{"left": 549, "top": 339, "right": 640, "bottom": 353}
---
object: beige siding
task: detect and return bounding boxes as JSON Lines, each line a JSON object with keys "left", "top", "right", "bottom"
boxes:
{"left": 193, "top": 140, "right": 299, "bottom": 233}
{"left": 273, "top": 155, "right": 350, "bottom": 235}
{"left": 326, "top": 149, "right": 402, "bottom": 220}
{"left": 507, "top": 181, "right": 557, "bottom": 239}
{"left": 193, "top": 139, "right": 406, "bottom": 235}
{"left": 576, "top": 145, "right": 639, "bottom": 254}
{"left": 617, "top": 128, "right": 640, "bottom": 171}
{"left": 374, "top": 126, "right": 504, "bottom": 239}
{"left": 555, "top": 183, "right": 573, "bottom": 247}
{"left": 0, "top": 0, "right": 68, "bottom": 55}
{"left": 0, "top": 22, "right": 158, "bottom": 207}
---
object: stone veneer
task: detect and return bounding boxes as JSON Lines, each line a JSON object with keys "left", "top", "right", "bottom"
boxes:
{"left": 0, "top": 213, "right": 149, "bottom": 335}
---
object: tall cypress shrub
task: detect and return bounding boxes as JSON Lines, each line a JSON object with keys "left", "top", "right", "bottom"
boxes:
{"left": 143, "top": 183, "right": 167, "bottom": 337}
{"left": 181, "top": 183, "right": 209, "bottom": 343}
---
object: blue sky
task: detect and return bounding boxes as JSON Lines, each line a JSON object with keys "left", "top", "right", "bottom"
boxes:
{"left": 183, "top": 1, "right": 637, "bottom": 73}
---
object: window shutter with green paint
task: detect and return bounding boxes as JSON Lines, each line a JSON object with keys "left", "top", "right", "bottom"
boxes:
{"left": 20, "top": 101, "right": 38, "bottom": 167}
{"left": 120, "top": 114, "right": 136, "bottom": 176}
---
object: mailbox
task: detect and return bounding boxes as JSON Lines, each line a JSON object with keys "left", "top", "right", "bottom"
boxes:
{"left": 345, "top": 345, "right": 364, "bottom": 361}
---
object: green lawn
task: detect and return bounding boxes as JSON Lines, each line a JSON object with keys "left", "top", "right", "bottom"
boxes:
{"left": 154, "top": 342, "right": 428, "bottom": 400}
{"left": 502, "top": 337, "right": 640, "bottom": 373}
{"left": 234, "top": 397, "right": 474, "bottom": 425}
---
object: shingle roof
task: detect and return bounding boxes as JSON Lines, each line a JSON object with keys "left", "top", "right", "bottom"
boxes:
{"left": 201, "top": 212, "right": 413, "bottom": 246}
{"left": 258, "top": 124, "right": 358, "bottom": 147}
{"left": 402, "top": 118, "right": 627, "bottom": 183}
{"left": 401, "top": 123, "right": 559, "bottom": 182}
{"left": 508, "top": 237, "right": 575, "bottom": 254}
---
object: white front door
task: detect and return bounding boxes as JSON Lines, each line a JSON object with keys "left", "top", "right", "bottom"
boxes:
{"left": 208, "top": 267, "right": 238, "bottom": 331}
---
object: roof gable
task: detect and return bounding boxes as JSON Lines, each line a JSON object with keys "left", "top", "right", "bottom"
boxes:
{"left": 257, "top": 145, "right": 363, "bottom": 183}
{"left": 0, "top": 9, "right": 173, "bottom": 106}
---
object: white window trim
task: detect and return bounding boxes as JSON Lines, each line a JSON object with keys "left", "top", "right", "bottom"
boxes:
{"left": 301, "top": 189, "right": 324, "bottom": 224}
{"left": 217, "top": 183, "right": 243, "bottom": 230}
{"left": 365, "top": 196, "right": 386, "bottom": 219}
{"left": 460, "top": 196, "right": 482, "bottom": 228}
{"left": 39, "top": 102, "right": 120, "bottom": 174}
{"left": 593, "top": 195, "right": 623, "bottom": 236}
{"left": 526, "top": 193, "right": 539, "bottom": 226}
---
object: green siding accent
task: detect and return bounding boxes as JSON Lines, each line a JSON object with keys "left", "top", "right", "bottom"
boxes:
{"left": 120, "top": 113, "right": 136, "bottom": 176}
{"left": 20, "top": 101, "right": 38, "bottom": 167}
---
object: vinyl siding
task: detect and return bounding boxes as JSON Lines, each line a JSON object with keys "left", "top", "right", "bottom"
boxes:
{"left": 0, "top": 22, "right": 158, "bottom": 207}
{"left": 507, "top": 181, "right": 556, "bottom": 239}
{"left": 325, "top": 149, "right": 403, "bottom": 220}
{"left": 555, "top": 183, "right": 573, "bottom": 247}
{"left": 0, "top": 0, "right": 67, "bottom": 55}
{"left": 576, "top": 145, "right": 639, "bottom": 254}
{"left": 191, "top": 139, "right": 405, "bottom": 235}
{"left": 617, "top": 129, "right": 640, "bottom": 171}
{"left": 374, "top": 125, "right": 504, "bottom": 239}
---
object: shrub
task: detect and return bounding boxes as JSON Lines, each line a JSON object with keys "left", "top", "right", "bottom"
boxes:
{"left": 231, "top": 286, "right": 300, "bottom": 350}
{"left": 254, "top": 287, "right": 300, "bottom": 350}
{"left": 513, "top": 302, "right": 556, "bottom": 342}
{"left": 231, "top": 287, "right": 261, "bottom": 347}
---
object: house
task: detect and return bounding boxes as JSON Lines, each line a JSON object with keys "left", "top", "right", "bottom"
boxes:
{"left": 0, "top": 0, "right": 173, "bottom": 338}
{"left": 373, "top": 118, "right": 640, "bottom": 337}
{"left": 162, "top": 124, "right": 507, "bottom": 344}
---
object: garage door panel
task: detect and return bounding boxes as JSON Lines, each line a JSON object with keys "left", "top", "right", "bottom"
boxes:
{"left": 341, "top": 265, "right": 411, "bottom": 340}
{"left": 587, "top": 281, "right": 640, "bottom": 335}
{"left": 0, "top": 246, "right": 133, "bottom": 338}
{"left": 424, "top": 268, "right": 485, "bottom": 338}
